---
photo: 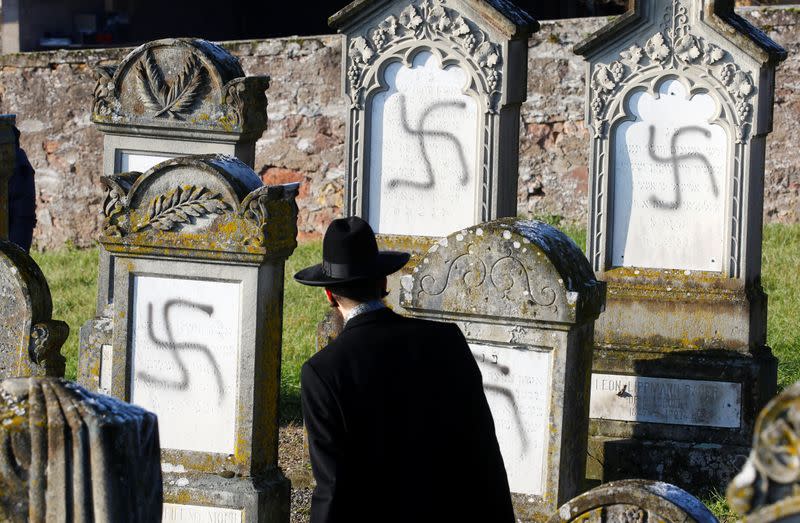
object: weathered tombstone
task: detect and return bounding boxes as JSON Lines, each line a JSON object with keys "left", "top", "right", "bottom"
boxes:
{"left": 0, "top": 240, "right": 67, "bottom": 379}
{"left": 329, "top": 0, "right": 536, "bottom": 255}
{"left": 80, "top": 37, "right": 270, "bottom": 392}
{"left": 574, "top": 0, "right": 787, "bottom": 488}
{"left": 96, "top": 155, "right": 298, "bottom": 522}
{"left": 0, "top": 115, "right": 16, "bottom": 240}
{"left": 0, "top": 377, "right": 162, "bottom": 522}
{"left": 399, "top": 219, "right": 605, "bottom": 521}
{"left": 728, "top": 380, "right": 800, "bottom": 522}
{"left": 549, "top": 479, "right": 717, "bottom": 523}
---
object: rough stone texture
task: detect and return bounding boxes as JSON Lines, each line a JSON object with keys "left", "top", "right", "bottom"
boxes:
{"left": 549, "top": 479, "right": 717, "bottom": 523}
{"left": 400, "top": 218, "right": 605, "bottom": 522}
{"left": 727, "top": 379, "right": 800, "bottom": 522}
{"left": 0, "top": 7, "right": 796, "bottom": 249}
{"left": 0, "top": 377, "right": 162, "bottom": 522}
{"left": 0, "top": 239, "right": 67, "bottom": 379}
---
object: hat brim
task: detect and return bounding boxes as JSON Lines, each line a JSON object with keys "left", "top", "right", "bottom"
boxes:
{"left": 294, "top": 251, "right": 411, "bottom": 287}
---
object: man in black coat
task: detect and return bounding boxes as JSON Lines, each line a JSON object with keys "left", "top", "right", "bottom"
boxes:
{"left": 295, "top": 217, "right": 514, "bottom": 523}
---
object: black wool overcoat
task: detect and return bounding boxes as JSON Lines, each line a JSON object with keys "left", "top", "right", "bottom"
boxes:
{"left": 300, "top": 307, "right": 514, "bottom": 523}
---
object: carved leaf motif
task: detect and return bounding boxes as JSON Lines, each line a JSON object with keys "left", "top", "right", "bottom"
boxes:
{"left": 136, "top": 50, "right": 168, "bottom": 111}
{"left": 135, "top": 186, "right": 228, "bottom": 232}
{"left": 674, "top": 34, "right": 701, "bottom": 63}
{"left": 135, "top": 50, "right": 205, "bottom": 119}
{"left": 620, "top": 45, "right": 643, "bottom": 67}
{"left": 645, "top": 33, "right": 670, "bottom": 62}
{"left": 399, "top": 5, "right": 423, "bottom": 31}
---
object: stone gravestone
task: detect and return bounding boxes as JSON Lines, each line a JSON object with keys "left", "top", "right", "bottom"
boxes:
{"left": 574, "top": 0, "right": 787, "bottom": 488}
{"left": 96, "top": 155, "right": 298, "bottom": 522}
{"left": 0, "top": 115, "right": 16, "bottom": 240}
{"left": 0, "top": 377, "right": 162, "bottom": 522}
{"left": 0, "top": 239, "right": 67, "bottom": 379}
{"left": 329, "top": 0, "right": 536, "bottom": 257}
{"left": 80, "top": 37, "right": 270, "bottom": 393}
{"left": 727, "top": 380, "right": 800, "bottom": 522}
{"left": 549, "top": 479, "right": 717, "bottom": 523}
{"left": 399, "top": 219, "right": 605, "bottom": 521}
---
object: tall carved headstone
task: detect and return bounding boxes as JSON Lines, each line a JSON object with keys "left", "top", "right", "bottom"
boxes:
{"left": 0, "top": 240, "right": 67, "bottom": 379}
{"left": 400, "top": 219, "right": 605, "bottom": 522}
{"left": 330, "top": 0, "right": 536, "bottom": 263}
{"left": 728, "top": 380, "right": 800, "bottom": 522}
{"left": 80, "top": 38, "right": 270, "bottom": 392}
{"left": 95, "top": 155, "right": 298, "bottom": 522}
{"left": 0, "top": 115, "right": 15, "bottom": 240}
{"left": 0, "top": 377, "right": 162, "bottom": 522}
{"left": 575, "top": 0, "right": 787, "bottom": 488}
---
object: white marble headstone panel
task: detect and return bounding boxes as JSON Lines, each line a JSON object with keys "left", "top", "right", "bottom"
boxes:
{"left": 118, "top": 151, "right": 175, "bottom": 173}
{"left": 612, "top": 79, "right": 728, "bottom": 272}
{"left": 162, "top": 503, "right": 243, "bottom": 523}
{"left": 130, "top": 275, "right": 241, "bottom": 454}
{"left": 368, "top": 51, "right": 479, "bottom": 237}
{"left": 470, "top": 343, "right": 550, "bottom": 496}
{"left": 589, "top": 373, "right": 742, "bottom": 428}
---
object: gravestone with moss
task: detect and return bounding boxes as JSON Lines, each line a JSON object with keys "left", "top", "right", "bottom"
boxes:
{"left": 329, "top": 0, "right": 537, "bottom": 302}
{"left": 574, "top": 0, "right": 786, "bottom": 489}
{"left": 79, "top": 38, "right": 270, "bottom": 393}
{"left": 400, "top": 219, "right": 605, "bottom": 522}
{"left": 0, "top": 377, "right": 162, "bottom": 522}
{"left": 0, "top": 240, "right": 67, "bottom": 379}
{"left": 96, "top": 155, "right": 298, "bottom": 522}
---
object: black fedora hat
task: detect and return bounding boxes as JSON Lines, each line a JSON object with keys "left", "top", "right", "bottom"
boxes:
{"left": 294, "top": 217, "right": 410, "bottom": 287}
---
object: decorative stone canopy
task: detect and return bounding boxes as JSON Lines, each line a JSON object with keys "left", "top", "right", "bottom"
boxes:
{"left": 0, "top": 240, "right": 67, "bottom": 380}
{"left": 99, "top": 154, "right": 299, "bottom": 263}
{"left": 0, "top": 377, "right": 162, "bottom": 522}
{"left": 400, "top": 219, "right": 605, "bottom": 325}
{"left": 92, "top": 38, "right": 270, "bottom": 141}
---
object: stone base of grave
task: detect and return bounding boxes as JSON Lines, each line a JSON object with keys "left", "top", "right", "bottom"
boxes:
{"left": 586, "top": 347, "right": 777, "bottom": 492}
{"left": 587, "top": 437, "right": 751, "bottom": 492}
{"left": 162, "top": 470, "right": 290, "bottom": 523}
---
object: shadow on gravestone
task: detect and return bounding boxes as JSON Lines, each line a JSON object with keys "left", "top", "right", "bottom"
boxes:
{"left": 727, "top": 380, "right": 800, "bottom": 522}
{"left": 549, "top": 479, "right": 717, "bottom": 523}
{"left": 0, "top": 240, "right": 67, "bottom": 379}
{"left": 0, "top": 377, "right": 162, "bottom": 522}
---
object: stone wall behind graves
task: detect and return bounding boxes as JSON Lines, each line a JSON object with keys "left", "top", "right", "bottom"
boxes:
{"left": 0, "top": 6, "right": 797, "bottom": 249}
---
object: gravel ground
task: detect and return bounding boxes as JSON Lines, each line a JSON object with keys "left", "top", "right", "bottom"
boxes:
{"left": 279, "top": 423, "right": 315, "bottom": 522}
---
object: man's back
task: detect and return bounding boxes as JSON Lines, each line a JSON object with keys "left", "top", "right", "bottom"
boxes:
{"left": 301, "top": 307, "right": 514, "bottom": 523}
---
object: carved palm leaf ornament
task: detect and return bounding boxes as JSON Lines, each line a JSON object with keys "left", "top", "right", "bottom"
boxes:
{"left": 134, "top": 185, "right": 228, "bottom": 232}
{"left": 136, "top": 49, "right": 206, "bottom": 119}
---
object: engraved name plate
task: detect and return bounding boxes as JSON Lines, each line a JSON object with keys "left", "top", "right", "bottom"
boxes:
{"left": 368, "top": 51, "right": 479, "bottom": 237}
{"left": 130, "top": 275, "right": 241, "bottom": 454}
{"left": 470, "top": 343, "right": 551, "bottom": 496}
{"left": 162, "top": 503, "right": 244, "bottom": 523}
{"left": 589, "top": 373, "right": 742, "bottom": 428}
{"left": 612, "top": 79, "right": 728, "bottom": 272}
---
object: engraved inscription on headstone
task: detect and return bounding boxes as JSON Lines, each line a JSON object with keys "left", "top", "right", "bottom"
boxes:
{"left": 369, "top": 51, "right": 478, "bottom": 236}
{"left": 590, "top": 374, "right": 742, "bottom": 428}
{"left": 612, "top": 79, "right": 727, "bottom": 272}
{"left": 471, "top": 343, "right": 550, "bottom": 496}
{"left": 162, "top": 503, "right": 244, "bottom": 523}
{"left": 130, "top": 275, "right": 241, "bottom": 454}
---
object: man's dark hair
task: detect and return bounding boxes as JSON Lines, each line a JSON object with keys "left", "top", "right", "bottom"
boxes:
{"left": 327, "top": 277, "right": 387, "bottom": 303}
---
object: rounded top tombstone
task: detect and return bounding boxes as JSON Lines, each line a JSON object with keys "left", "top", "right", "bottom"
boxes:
{"left": 100, "top": 155, "right": 299, "bottom": 263}
{"left": 92, "top": 38, "right": 270, "bottom": 140}
{"left": 550, "top": 479, "right": 717, "bottom": 523}
{"left": 400, "top": 218, "right": 605, "bottom": 325}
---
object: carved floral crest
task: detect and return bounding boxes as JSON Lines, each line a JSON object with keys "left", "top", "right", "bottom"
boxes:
{"left": 136, "top": 50, "right": 205, "bottom": 119}
{"left": 589, "top": 0, "right": 756, "bottom": 143}
{"left": 346, "top": 0, "right": 503, "bottom": 111}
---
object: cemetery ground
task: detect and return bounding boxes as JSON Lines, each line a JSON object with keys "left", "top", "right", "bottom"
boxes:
{"left": 30, "top": 222, "right": 800, "bottom": 521}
